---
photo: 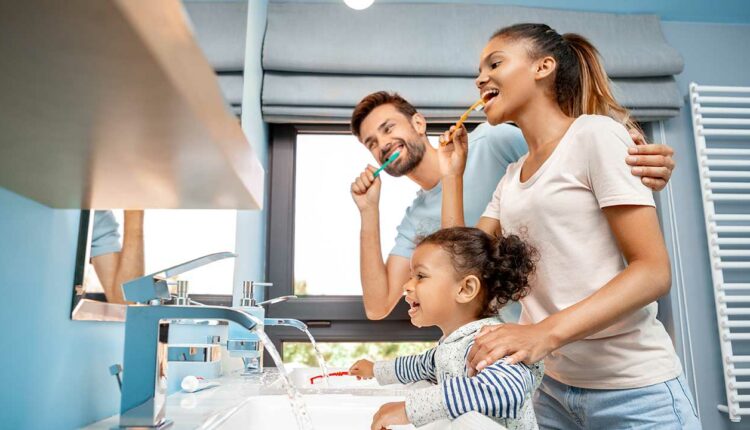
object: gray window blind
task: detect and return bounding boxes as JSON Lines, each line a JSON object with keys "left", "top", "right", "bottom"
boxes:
{"left": 262, "top": 3, "right": 685, "bottom": 123}
{"left": 184, "top": 1, "right": 247, "bottom": 116}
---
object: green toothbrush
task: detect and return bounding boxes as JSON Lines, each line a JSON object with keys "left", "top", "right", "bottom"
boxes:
{"left": 373, "top": 151, "right": 400, "bottom": 178}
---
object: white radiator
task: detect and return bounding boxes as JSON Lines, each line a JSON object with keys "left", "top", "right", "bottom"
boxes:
{"left": 689, "top": 83, "right": 750, "bottom": 422}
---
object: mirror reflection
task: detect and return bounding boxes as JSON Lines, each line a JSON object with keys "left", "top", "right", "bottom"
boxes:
{"left": 73, "top": 209, "right": 237, "bottom": 310}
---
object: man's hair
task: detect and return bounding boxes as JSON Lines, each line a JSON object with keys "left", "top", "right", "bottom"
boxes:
{"left": 350, "top": 91, "right": 418, "bottom": 139}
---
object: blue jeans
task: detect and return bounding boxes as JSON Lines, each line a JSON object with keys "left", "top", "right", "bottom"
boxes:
{"left": 533, "top": 374, "right": 702, "bottom": 429}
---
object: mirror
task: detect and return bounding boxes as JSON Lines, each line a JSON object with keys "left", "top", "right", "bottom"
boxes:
{"left": 71, "top": 209, "right": 238, "bottom": 321}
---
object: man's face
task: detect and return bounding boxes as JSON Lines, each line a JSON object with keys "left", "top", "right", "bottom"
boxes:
{"left": 358, "top": 104, "right": 426, "bottom": 177}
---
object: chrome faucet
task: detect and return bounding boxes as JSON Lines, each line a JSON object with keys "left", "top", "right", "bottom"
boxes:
{"left": 227, "top": 280, "right": 303, "bottom": 374}
{"left": 264, "top": 317, "right": 308, "bottom": 332}
{"left": 119, "top": 304, "right": 260, "bottom": 429}
{"left": 121, "top": 252, "right": 236, "bottom": 303}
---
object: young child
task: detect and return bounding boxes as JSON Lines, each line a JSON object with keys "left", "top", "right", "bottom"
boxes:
{"left": 349, "top": 227, "right": 543, "bottom": 430}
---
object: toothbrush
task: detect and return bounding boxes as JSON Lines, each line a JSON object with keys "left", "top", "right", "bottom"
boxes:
{"left": 309, "top": 371, "right": 350, "bottom": 385}
{"left": 373, "top": 150, "right": 400, "bottom": 178}
{"left": 440, "top": 99, "right": 485, "bottom": 146}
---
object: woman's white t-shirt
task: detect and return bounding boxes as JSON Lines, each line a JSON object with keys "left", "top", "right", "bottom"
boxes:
{"left": 482, "top": 114, "right": 682, "bottom": 389}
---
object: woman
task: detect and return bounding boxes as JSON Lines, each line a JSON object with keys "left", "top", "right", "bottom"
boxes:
{"left": 439, "top": 23, "right": 700, "bottom": 428}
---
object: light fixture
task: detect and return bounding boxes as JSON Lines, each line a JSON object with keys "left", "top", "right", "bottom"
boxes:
{"left": 344, "top": 0, "right": 374, "bottom": 11}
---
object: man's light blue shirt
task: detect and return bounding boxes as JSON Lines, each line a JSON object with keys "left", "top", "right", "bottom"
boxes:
{"left": 91, "top": 210, "right": 122, "bottom": 258}
{"left": 390, "top": 123, "right": 527, "bottom": 258}
{"left": 388, "top": 123, "right": 527, "bottom": 321}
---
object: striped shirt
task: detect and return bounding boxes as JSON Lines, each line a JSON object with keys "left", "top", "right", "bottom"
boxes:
{"left": 374, "top": 317, "right": 544, "bottom": 429}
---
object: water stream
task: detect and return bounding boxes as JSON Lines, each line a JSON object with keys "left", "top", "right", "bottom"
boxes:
{"left": 248, "top": 315, "right": 314, "bottom": 430}
{"left": 301, "top": 327, "right": 331, "bottom": 387}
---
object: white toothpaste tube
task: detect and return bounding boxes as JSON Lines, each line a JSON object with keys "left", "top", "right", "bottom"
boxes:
{"left": 181, "top": 375, "right": 220, "bottom": 393}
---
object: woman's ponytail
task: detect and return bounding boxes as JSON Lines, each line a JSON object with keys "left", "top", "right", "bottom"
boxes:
{"left": 562, "top": 33, "right": 640, "bottom": 135}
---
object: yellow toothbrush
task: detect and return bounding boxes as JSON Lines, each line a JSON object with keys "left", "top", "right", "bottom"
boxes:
{"left": 441, "top": 99, "right": 485, "bottom": 146}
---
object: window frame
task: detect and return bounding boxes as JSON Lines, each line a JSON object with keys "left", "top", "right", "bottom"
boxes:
{"left": 264, "top": 124, "right": 440, "bottom": 355}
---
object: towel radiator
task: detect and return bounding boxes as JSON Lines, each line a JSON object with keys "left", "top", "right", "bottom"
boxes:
{"left": 689, "top": 82, "right": 750, "bottom": 422}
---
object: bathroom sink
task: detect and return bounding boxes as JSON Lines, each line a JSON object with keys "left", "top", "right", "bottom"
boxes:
{"left": 212, "top": 394, "right": 506, "bottom": 430}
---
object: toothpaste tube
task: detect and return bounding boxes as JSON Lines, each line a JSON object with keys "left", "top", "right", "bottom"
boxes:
{"left": 181, "top": 375, "right": 220, "bottom": 393}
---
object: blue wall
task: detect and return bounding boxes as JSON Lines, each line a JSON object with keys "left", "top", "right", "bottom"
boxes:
{"left": 0, "top": 188, "right": 124, "bottom": 428}
{"left": 659, "top": 21, "right": 750, "bottom": 430}
{"left": 273, "top": 0, "right": 750, "bottom": 24}
{"left": 233, "top": 0, "right": 270, "bottom": 303}
{"left": 0, "top": 1, "right": 270, "bottom": 428}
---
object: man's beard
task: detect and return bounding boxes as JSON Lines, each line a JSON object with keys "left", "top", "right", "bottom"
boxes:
{"left": 382, "top": 137, "right": 426, "bottom": 177}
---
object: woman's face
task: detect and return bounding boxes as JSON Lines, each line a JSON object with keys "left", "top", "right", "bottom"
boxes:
{"left": 475, "top": 36, "right": 540, "bottom": 126}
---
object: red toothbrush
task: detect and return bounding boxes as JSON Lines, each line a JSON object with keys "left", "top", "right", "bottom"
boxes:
{"left": 309, "top": 371, "right": 349, "bottom": 385}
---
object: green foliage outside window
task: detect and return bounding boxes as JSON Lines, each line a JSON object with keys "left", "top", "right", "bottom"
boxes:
{"left": 283, "top": 341, "right": 437, "bottom": 368}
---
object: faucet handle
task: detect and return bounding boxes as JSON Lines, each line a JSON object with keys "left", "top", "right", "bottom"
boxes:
{"left": 240, "top": 281, "right": 274, "bottom": 307}
{"left": 258, "top": 295, "right": 297, "bottom": 306}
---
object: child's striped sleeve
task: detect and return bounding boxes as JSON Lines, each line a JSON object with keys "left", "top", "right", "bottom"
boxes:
{"left": 373, "top": 348, "right": 438, "bottom": 386}
{"left": 404, "top": 359, "right": 535, "bottom": 427}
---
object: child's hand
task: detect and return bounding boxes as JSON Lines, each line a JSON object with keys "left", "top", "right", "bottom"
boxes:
{"left": 371, "top": 401, "right": 409, "bottom": 430}
{"left": 438, "top": 125, "right": 468, "bottom": 179}
{"left": 349, "top": 359, "right": 375, "bottom": 380}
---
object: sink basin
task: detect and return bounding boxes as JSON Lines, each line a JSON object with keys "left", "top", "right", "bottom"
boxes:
{"left": 212, "top": 394, "right": 506, "bottom": 430}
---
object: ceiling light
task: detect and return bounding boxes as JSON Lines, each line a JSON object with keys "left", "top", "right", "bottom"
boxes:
{"left": 344, "top": 0, "right": 374, "bottom": 11}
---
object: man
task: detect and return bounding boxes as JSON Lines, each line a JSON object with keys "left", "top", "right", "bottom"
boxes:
{"left": 349, "top": 91, "right": 675, "bottom": 321}
{"left": 90, "top": 210, "right": 145, "bottom": 304}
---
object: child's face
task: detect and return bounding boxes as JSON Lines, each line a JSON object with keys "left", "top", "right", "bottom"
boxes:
{"left": 404, "top": 243, "right": 468, "bottom": 330}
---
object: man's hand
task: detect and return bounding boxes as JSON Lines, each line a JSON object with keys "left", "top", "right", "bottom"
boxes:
{"left": 371, "top": 401, "right": 409, "bottom": 430}
{"left": 437, "top": 125, "right": 469, "bottom": 179}
{"left": 626, "top": 131, "right": 675, "bottom": 191}
{"left": 466, "top": 322, "right": 556, "bottom": 375}
{"left": 349, "top": 359, "right": 375, "bottom": 380}
{"left": 351, "top": 165, "right": 381, "bottom": 212}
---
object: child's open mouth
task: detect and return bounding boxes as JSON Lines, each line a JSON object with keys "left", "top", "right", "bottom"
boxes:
{"left": 407, "top": 299, "right": 420, "bottom": 316}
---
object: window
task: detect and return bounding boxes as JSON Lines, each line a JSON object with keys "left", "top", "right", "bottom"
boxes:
{"left": 283, "top": 341, "right": 437, "bottom": 368}
{"left": 293, "top": 134, "right": 420, "bottom": 295}
{"left": 265, "top": 125, "right": 441, "bottom": 360}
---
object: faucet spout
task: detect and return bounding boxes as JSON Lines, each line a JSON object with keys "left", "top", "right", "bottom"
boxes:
{"left": 119, "top": 305, "right": 259, "bottom": 429}
{"left": 264, "top": 317, "right": 307, "bottom": 332}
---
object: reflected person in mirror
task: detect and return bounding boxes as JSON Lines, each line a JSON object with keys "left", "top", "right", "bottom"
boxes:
{"left": 90, "top": 210, "right": 144, "bottom": 304}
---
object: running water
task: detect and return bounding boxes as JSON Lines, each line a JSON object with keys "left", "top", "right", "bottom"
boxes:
{"left": 247, "top": 315, "right": 315, "bottom": 430}
{"left": 301, "top": 327, "right": 331, "bottom": 387}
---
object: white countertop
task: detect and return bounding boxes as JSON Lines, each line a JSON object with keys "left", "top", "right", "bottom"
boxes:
{"left": 84, "top": 371, "right": 273, "bottom": 430}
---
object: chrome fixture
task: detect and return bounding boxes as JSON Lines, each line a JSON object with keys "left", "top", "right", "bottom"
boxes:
{"left": 119, "top": 305, "right": 259, "bottom": 429}
{"left": 121, "top": 252, "right": 236, "bottom": 304}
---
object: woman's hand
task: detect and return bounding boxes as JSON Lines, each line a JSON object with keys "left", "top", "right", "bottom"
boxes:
{"left": 466, "top": 322, "right": 557, "bottom": 375}
{"left": 349, "top": 359, "right": 375, "bottom": 380}
{"left": 438, "top": 125, "right": 469, "bottom": 179}
{"left": 371, "top": 401, "right": 409, "bottom": 430}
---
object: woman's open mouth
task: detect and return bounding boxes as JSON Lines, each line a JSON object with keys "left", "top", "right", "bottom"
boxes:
{"left": 481, "top": 88, "right": 500, "bottom": 110}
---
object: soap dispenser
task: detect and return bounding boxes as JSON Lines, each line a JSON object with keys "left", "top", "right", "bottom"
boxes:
{"left": 227, "top": 281, "right": 271, "bottom": 374}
